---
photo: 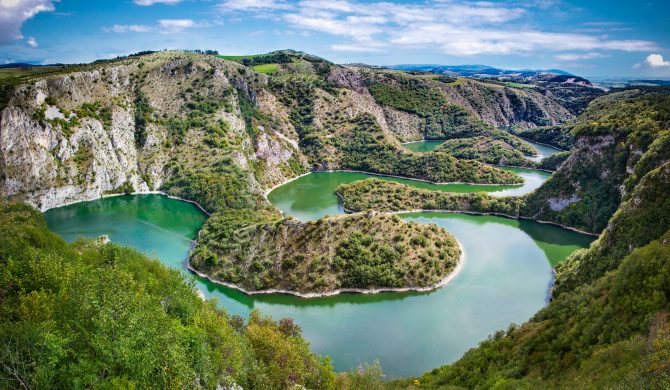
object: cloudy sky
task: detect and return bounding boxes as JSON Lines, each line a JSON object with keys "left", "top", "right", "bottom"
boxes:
{"left": 1, "top": 0, "right": 669, "bottom": 77}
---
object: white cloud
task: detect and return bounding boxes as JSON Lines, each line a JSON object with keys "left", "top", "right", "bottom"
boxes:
{"left": 331, "top": 42, "right": 386, "bottom": 53}
{"left": 133, "top": 0, "right": 182, "bottom": 5}
{"left": 219, "top": 0, "right": 659, "bottom": 56}
{"left": 104, "top": 19, "right": 202, "bottom": 34}
{"left": 645, "top": 53, "right": 670, "bottom": 68}
{"left": 0, "top": 0, "right": 55, "bottom": 45}
{"left": 554, "top": 52, "right": 607, "bottom": 61}
{"left": 158, "top": 19, "right": 196, "bottom": 33}
{"left": 26, "top": 36, "right": 37, "bottom": 47}
{"left": 103, "top": 24, "right": 154, "bottom": 33}
{"left": 389, "top": 26, "right": 655, "bottom": 56}
{"left": 218, "top": 0, "right": 292, "bottom": 12}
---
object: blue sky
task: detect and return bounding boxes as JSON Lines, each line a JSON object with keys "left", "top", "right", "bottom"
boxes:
{"left": 1, "top": 0, "right": 669, "bottom": 77}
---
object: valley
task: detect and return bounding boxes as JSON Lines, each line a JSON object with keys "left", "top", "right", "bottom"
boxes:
{"left": 1, "top": 47, "right": 669, "bottom": 389}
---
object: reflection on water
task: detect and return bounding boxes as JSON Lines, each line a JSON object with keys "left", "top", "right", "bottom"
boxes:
{"left": 45, "top": 192, "right": 593, "bottom": 377}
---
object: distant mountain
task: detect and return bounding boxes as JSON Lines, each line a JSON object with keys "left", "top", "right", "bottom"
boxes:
{"left": 0, "top": 62, "right": 40, "bottom": 68}
{"left": 387, "top": 64, "right": 583, "bottom": 84}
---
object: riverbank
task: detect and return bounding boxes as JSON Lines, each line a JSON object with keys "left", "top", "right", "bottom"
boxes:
{"left": 40, "top": 190, "right": 212, "bottom": 217}
{"left": 264, "top": 168, "right": 528, "bottom": 200}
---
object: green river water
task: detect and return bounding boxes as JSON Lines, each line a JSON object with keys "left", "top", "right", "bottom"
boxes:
{"left": 44, "top": 166, "right": 593, "bottom": 377}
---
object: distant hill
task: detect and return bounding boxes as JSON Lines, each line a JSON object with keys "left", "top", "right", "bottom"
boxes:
{"left": 388, "top": 64, "right": 583, "bottom": 84}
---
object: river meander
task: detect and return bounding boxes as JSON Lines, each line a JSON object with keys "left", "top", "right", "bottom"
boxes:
{"left": 44, "top": 168, "right": 592, "bottom": 377}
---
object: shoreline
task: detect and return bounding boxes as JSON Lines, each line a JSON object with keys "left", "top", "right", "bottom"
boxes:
{"left": 387, "top": 208, "right": 597, "bottom": 237}
{"left": 187, "top": 240, "right": 466, "bottom": 298}
{"left": 40, "top": 190, "right": 212, "bottom": 217}
{"left": 264, "top": 169, "right": 525, "bottom": 200}
{"left": 336, "top": 191, "right": 597, "bottom": 237}
{"left": 515, "top": 136, "right": 568, "bottom": 152}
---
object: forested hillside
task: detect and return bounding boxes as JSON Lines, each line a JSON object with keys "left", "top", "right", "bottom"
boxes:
{"left": 0, "top": 201, "right": 338, "bottom": 389}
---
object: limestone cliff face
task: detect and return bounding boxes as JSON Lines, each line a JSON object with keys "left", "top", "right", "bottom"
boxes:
{"left": 443, "top": 80, "right": 572, "bottom": 129}
{"left": 328, "top": 67, "right": 574, "bottom": 142}
{"left": 0, "top": 79, "right": 149, "bottom": 210}
{"left": 1, "top": 52, "right": 578, "bottom": 210}
{"left": 0, "top": 53, "right": 304, "bottom": 210}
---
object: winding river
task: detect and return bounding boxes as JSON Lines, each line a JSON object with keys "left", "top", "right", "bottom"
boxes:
{"left": 402, "top": 138, "right": 564, "bottom": 163}
{"left": 44, "top": 163, "right": 592, "bottom": 377}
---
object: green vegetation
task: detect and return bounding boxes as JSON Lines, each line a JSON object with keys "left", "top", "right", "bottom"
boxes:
{"left": 521, "top": 89, "right": 670, "bottom": 233}
{"left": 553, "top": 161, "right": 670, "bottom": 296}
{"left": 504, "top": 81, "right": 536, "bottom": 89}
{"left": 133, "top": 88, "right": 154, "bottom": 147}
{"left": 380, "top": 88, "right": 670, "bottom": 389}
{"left": 338, "top": 178, "right": 522, "bottom": 216}
{"left": 537, "top": 150, "right": 572, "bottom": 171}
{"left": 510, "top": 125, "right": 573, "bottom": 150}
{"left": 75, "top": 101, "right": 113, "bottom": 129}
{"left": 434, "top": 136, "right": 534, "bottom": 167}
{"left": 336, "top": 114, "right": 523, "bottom": 184}
{"left": 191, "top": 212, "right": 460, "bottom": 293}
{"left": 253, "top": 63, "right": 279, "bottom": 74}
{"left": 0, "top": 201, "right": 337, "bottom": 389}
{"left": 366, "top": 73, "right": 541, "bottom": 153}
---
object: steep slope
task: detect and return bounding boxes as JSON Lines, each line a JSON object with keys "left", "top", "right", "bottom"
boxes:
{"left": 1, "top": 50, "right": 529, "bottom": 212}
{"left": 0, "top": 201, "right": 336, "bottom": 389}
{"left": 521, "top": 88, "right": 670, "bottom": 233}
{"left": 0, "top": 51, "right": 306, "bottom": 210}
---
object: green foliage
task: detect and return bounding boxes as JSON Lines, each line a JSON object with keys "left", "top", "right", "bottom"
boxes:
{"left": 134, "top": 88, "right": 153, "bottom": 147}
{"left": 553, "top": 161, "right": 670, "bottom": 296}
{"left": 0, "top": 202, "right": 336, "bottom": 389}
{"left": 510, "top": 125, "right": 573, "bottom": 150}
{"left": 521, "top": 89, "right": 670, "bottom": 233}
{"left": 336, "top": 114, "right": 523, "bottom": 184}
{"left": 75, "top": 101, "right": 112, "bottom": 130}
{"left": 47, "top": 115, "right": 80, "bottom": 138}
{"left": 162, "top": 157, "right": 259, "bottom": 213}
{"left": 537, "top": 150, "right": 572, "bottom": 171}
{"left": 252, "top": 63, "right": 279, "bottom": 74}
{"left": 338, "top": 178, "right": 523, "bottom": 216}
{"left": 335, "top": 361, "right": 386, "bottom": 390}
{"left": 190, "top": 212, "right": 460, "bottom": 293}
{"left": 336, "top": 232, "right": 406, "bottom": 288}
{"left": 271, "top": 77, "right": 322, "bottom": 154}
{"left": 44, "top": 95, "right": 57, "bottom": 105}
{"left": 105, "top": 180, "right": 135, "bottom": 195}
{"left": 434, "top": 136, "right": 535, "bottom": 167}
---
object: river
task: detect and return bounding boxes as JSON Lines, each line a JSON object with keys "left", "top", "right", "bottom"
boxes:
{"left": 44, "top": 168, "right": 592, "bottom": 377}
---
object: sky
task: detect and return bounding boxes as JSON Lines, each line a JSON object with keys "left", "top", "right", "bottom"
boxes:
{"left": 1, "top": 0, "right": 669, "bottom": 77}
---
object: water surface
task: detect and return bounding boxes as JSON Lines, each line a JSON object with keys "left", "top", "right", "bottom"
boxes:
{"left": 45, "top": 176, "right": 591, "bottom": 377}
{"left": 523, "top": 139, "right": 563, "bottom": 162}
{"left": 268, "top": 168, "right": 549, "bottom": 221}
